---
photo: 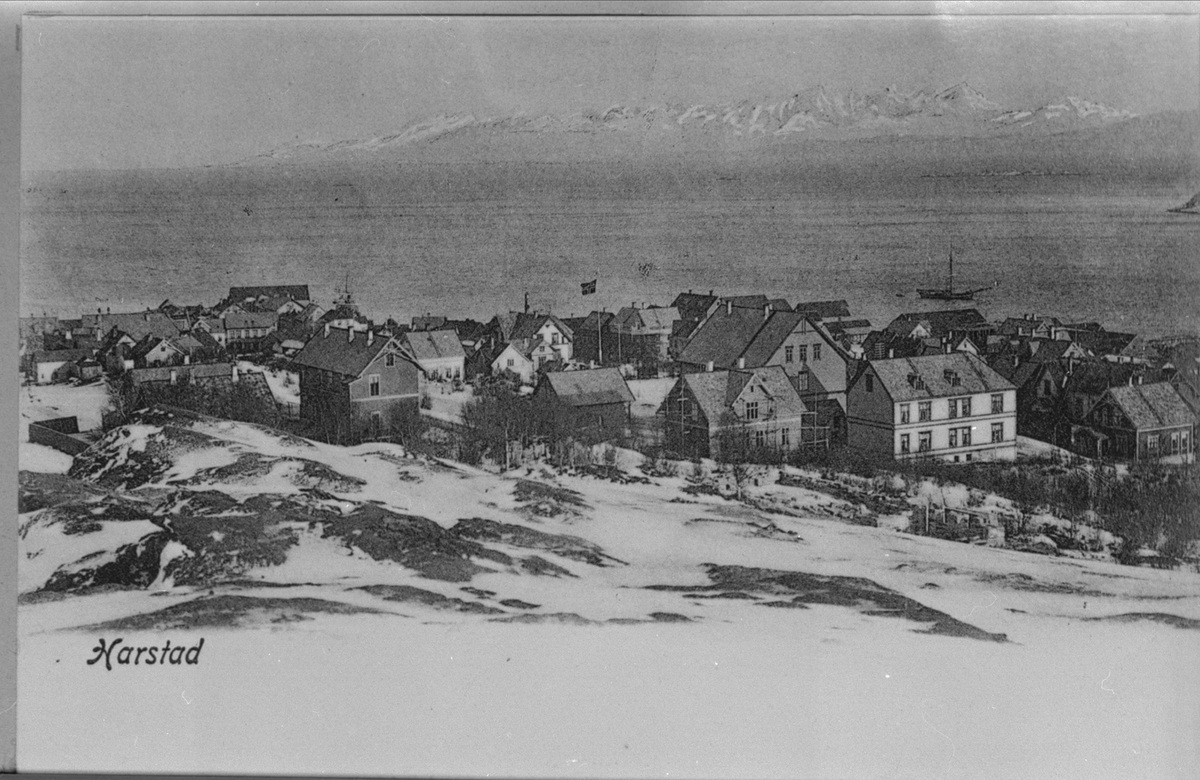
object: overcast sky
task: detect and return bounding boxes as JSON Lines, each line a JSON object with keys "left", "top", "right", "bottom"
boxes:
{"left": 21, "top": 10, "right": 1200, "bottom": 170}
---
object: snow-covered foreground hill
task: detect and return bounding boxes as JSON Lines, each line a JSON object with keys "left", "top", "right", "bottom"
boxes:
{"left": 18, "top": 408, "right": 1200, "bottom": 777}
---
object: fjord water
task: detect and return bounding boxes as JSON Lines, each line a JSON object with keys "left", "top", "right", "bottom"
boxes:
{"left": 20, "top": 161, "right": 1200, "bottom": 337}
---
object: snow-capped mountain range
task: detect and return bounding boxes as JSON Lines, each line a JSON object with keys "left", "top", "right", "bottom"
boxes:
{"left": 252, "top": 83, "right": 1139, "bottom": 162}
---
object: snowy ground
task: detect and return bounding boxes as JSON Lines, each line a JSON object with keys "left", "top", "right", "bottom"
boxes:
{"left": 16, "top": 386, "right": 1200, "bottom": 777}
{"left": 628, "top": 376, "right": 675, "bottom": 418}
{"left": 237, "top": 360, "right": 299, "bottom": 406}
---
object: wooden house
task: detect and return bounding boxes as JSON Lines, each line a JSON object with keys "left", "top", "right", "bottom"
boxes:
{"left": 660, "top": 365, "right": 821, "bottom": 461}
{"left": 403, "top": 329, "right": 466, "bottom": 383}
{"left": 1078, "top": 382, "right": 1195, "bottom": 463}
{"left": 532, "top": 368, "right": 635, "bottom": 441}
{"left": 292, "top": 326, "right": 423, "bottom": 444}
{"left": 846, "top": 353, "right": 1017, "bottom": 462}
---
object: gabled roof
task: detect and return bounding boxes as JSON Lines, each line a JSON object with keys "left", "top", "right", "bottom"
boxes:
{"left": 1070, "top": 329, "right": 1138, "bottom": 357}
{"left": 292, "top": 327, "right": 402, "bottom": 377}
{"left": 677, "top": 304, "right": 768, "bottom": 368}
{"left": 737, "top": 311, "right": 807, "bottom": 368}
{"left": 411, "top": 315, "right": 448, "bottom": 331}
{"left": 1065, "top": 360, "right": 1144, "bottom": 396}
{"left": 129, "top": 335, "right": 181, "bottom": 361}
{"left": 540, "top": 368, "right": 634, "bottom": 407}
{"left": 614, "top": 306, "right": 680, "bottom": 332}
{"left": 31, "top": 348, "right": 91, "bottom": 364}
{"left": 671, "top": 292, "right": 719, "bottom": 321}
{"left": 793, "top": 300, "right": 851, "bottom": 320}
{"left": 92, "top": 311, "right": 182, "bottom": 342}
{"left": 508, "top": 312, "right": 574, "bottom": 343}
{"left": 228, "top": 285, "right": 310, "bottom": 303}
{"left": 867, "top": 352, "right": 1015, "bottom": 402}
{"left": 404, "top": 329, "right": 466, "bottom": 362}
{"left": 885, "top": 309, "right": 990, "bottom": 338}
{"left": 1103, "top": 383, "right": 1195, "bottom": 430}
{"left": 673, "top": 366, "right": 807, "bottom": 422}
{"left": 824, "top": 318, "right": 873, "bottom": 335}
{"left": 225, "top": 311, "right": 278, "bottom": 329}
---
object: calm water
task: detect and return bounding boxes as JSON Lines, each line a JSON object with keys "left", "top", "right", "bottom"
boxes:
{"left": 20, "top": 161, "right": 1200, "bottom": 338}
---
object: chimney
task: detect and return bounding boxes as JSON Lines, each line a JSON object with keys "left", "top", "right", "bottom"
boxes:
{"left": 324, "top": 323, "right": 331, "bottom": 338}
{"left": 709, "top": 289, "right": 714, "bottom": 296}
{"left": 764, "top": 304, "right": 771, "bottom": 321}
{"left": 348, "top": 328, "right": 355, "bottom": 343}
{"left": 169, "top": 368, "right": 177, "bottom": 385}
{"left": 706, "top": 360, "right": 714, "bottom": 372}
{"left": 888, "top": 348, "right": 895, "bottom": 359}
{"left": 367, "top": 330, "right": 374, "bottom": 347}
{"left": 144, "top": 313, "right": 150, "bottom": 322}
{"left": 726, "top": 300, "right": 732, "bottom": 315}
{"left": 232, "top": 364, "right": 239, "bottom": 383}
{"left": 737, "top": 356, "right": 746, "bottom": 369}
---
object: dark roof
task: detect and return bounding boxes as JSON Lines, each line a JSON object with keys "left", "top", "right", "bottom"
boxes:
{"left": 92, "top": 311, "right": 182, "bottom": 341}
{"left": 1071, "top": 329, "right": 1138, "bottom": 357}
{"left": 1065, "top": 360, "right": 1143, "bottom": 396}
{"left": 228, "top": 285, "right": 310, "bottom": 303}
{"left": 31, "top": 348, "right": 91, "bottom": 364}
{"left": 508, "top": 312, "right": 574, "bottom": 343}
{"left": 292, "top": 327, "right": 399, "bottom": 377}
{"left": 793, "top": 300, "right": 851, "bottom": 320}
{"left": 411, "top": 315, "right": 448, "bottom": 331}
{"left": 1105, "top": 383, "right": 1195, "bottom": 430}
{"left": 671, "top": 292, "right": 719, "bottom": 321}
{"left": 737, "top": 311, "right": 826, "bottom": 369}
{"left": 540, "top": 368, "right": 634, "bottom": 407}
{"left": 677, "top": 305, "right": 768, "bottom": 368}
{"left": 824, "top": 318, "right": 873, "bottom": 334}
{"left": 885, "top": 309, "right": 990, "bottom": 338}
{"left": 867, "top": 352, "right": 1015, "bottom": 402}
{"left": 128, "top": 362, "right": 234, "bottom": 384}
{"left": 225, "top": 311, "right": 278, "bottom": 329}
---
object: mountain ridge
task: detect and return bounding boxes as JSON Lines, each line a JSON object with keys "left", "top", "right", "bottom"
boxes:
{"left": 244, "top": 82, "right": 1144, "bottom": 165}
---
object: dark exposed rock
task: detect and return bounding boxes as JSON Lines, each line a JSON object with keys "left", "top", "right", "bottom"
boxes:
{"left": 356, "top": 584, "right": 506, "bottom": 614}
{"left": 79, "top": 595, "right": 385, "bottom": 631}
{"left": 518, "top": 555, "right": 576, "bottom": 578}
{"left": 319, "top": 504, "right": 511, "bottom": 582}
{"left": 1086, "top": 612, "right": 1200, "bottom": 630}
{"left": 499, "top": 598, "right": 540, "bottom": 609}
{"left": 648, "top": 563, "right": 1009, "bottom": 642}
{"left": 451, "top": 517, "right": 627, "bottom": 567}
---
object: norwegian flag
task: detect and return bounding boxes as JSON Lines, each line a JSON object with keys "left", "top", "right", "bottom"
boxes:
{"left": 581, "top": 279, "right": 597, "bottom": 296}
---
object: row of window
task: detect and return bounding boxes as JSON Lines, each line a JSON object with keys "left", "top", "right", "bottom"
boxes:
{"left": 1145, "top": 430, "right": 1191, "bottom": 455}
{"left": 784, "top": 344, "right": 821, "bottom": 363}
{"left": 899, "top": 423, "right": 1006, "bottom": 453}
{"left": 898, "top": 394, "right": 1005, "bottom": 423}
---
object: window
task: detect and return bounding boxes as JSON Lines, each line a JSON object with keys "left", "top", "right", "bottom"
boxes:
{"left": 1043, "top": 380, "right": 1052, "bottom": 396}
{"left": 797, "top": 345, "right": 808, "bottom": 363}
{"left": 991, "top": 394, "right": 1003, "bottom": 414}
{"left": 918, "top": 401, "right": 931, "bottom": 422}
{"left": 948, "top": 428, "right": 958, "bottom": 448}
{"left": 745, "top": 401, "right": 759, "bottom": 421}
{"left": 551, "top": 333, "right": 560, "bottom": 345}
{"left": 680, "top": 397, "right": 692, "bottom": 418}
{"left": 812, "top": 344, "right": 821, "bottom": 361}
{"left": 949, "top": 399, "right": 958, "bottom": 419}
{"left": 1183, "top": 430, "right": 1191, "bottom": 453}
{"left": 507, "top": 358, "right": 514, "bottom": 368}
{"left": 1171, "top": 432, "right": 1181, "bottom": 454}
{"left": 900, "top": 434, "right": 910, "bottom": 453}
{"left": 780, "top": 428, "right": 790, "bottom": 448}
{"left": 754, "top": 430, "right": 766, "bottom": 449}
{"left": 918, "top": 431, "right": 932, "bottom": 452}
{"left": 900, "top": 404, "right": 910, "bottom": 424}
{"left": 961, "top": 397, "right": 972, "bottom": 417}
{"left": 369, "top": 374, "right": 380, "bottom": 397}
{"left": 785, "top": 346, "right": 794, "bottom": 363}
{"left": 961, "top": 427, "right": 972, "bottom": 446}
{"left": 386, "top": 353, "right": 395, "bottom": 367}
{"left": 797, "top": 372, "right": 809, "bottom": 392}
{"left": 865, "top": 374, "right": 873, "bottom": 393}
{"left": 991, "top": 422, "right": 1004, "bottom": 443}
{"left": 370, "top": 411, "right": 383, "bottom": 437}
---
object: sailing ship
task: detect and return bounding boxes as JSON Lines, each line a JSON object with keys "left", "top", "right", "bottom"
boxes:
{"left": 916, "top": 252, "right": 996, "bottom": 301}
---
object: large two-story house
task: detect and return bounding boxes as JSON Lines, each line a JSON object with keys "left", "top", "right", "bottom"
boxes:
{"left": 292, "top": 325, "right": 422, "bottom": 444}
{"left": 846, "top": 352, "right": 1017, "bottom": 462}
{"left": 1077, "top": 382, "right": 1195, "bottom": 463}
{"left": 676, "top": 300, "right": 852, "bottom": 412}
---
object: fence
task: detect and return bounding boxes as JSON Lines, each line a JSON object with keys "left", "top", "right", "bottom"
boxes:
{"left": 28, "top": 417, "right": 94, "bottom": 456}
